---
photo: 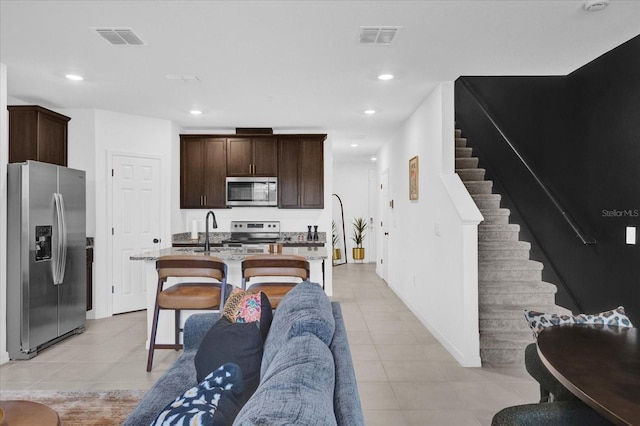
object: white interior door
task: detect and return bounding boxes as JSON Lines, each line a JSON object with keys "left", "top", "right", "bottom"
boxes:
{"left": 112, "top": 154, "right": 161, "bottom": 314}
{"left": 381, "top": 169, "right": 390, "bottom": 283}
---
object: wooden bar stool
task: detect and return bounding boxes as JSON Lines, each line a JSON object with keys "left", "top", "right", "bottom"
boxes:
{"left": 241, "top": 254, "right": 309, "bottom": 308}
{"left": 147, "top": 255, "right": 228, "bottom": 371}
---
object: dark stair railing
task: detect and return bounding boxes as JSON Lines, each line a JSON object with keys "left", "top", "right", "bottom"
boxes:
{"left": 457, "top": 77, "right": 589, "bottom": 312}
{"left": 459, "top": 78, "right": 596, "bottom": 246}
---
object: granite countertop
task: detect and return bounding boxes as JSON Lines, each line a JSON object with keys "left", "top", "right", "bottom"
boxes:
{"left": 130, "top": 245, "right": 328, "bottom": 261}
{"left": 172, "top": 232, "right": 327, "bottom": 246}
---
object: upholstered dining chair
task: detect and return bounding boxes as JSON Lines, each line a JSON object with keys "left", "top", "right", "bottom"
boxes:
{"left": 241, "top": 254, "right": 310, "bottom": 308}
{"left": 524, "top": 343, "right": 579, "bottom": 403}
{"left": 491, "top": 401, "right": 613, "bottom": 425}
{"left": 147, "top": 255, "right": 229, "bottom": 372}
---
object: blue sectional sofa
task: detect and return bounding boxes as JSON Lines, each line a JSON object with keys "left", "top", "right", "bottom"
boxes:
{"left": 124, "top": 281, "right": 364, "bottom": 426}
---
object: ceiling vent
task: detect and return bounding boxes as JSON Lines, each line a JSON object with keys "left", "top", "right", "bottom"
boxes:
{"left": 358, "top": 27, "right": 401, "bottom": 45}
{"left": 94, "top": 28, "right": 146, "bottom": 45}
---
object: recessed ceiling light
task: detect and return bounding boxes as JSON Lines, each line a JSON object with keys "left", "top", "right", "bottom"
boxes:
{"left": 189, "top": 110, "right": 202, "bottom": 115}
{"left": 371, "top": 157, "right": 377, "bottom": 161}
{"left": 350, "top": 143, "right": 359, "bottom": 148}
{"left": 363, "top": 109, "right": 376, "bottom": 115}
{"left": 378, "top": 74, "right": 394, "bottom": 81}
{"left": 65, "top": 74, "right": 84, "bottom": 81}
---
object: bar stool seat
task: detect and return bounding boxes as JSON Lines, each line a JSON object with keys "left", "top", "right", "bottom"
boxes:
{"left": 147, "top": 255, "right": 228, "bottom": 372}
{"left": 157, "top": 284, "right": 222, "bottom": 309}
{"left": 242, "top": 254, "right": 310, "bottom": 308}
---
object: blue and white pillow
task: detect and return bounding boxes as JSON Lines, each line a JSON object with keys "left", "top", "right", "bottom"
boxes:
{"left": 525, "top": 306, "right": 633, "bottom": 338}
{"left": 152, "top": 362, "right": 244, "bottom": 426}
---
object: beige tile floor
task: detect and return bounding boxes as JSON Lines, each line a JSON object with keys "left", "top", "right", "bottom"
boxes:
{"left": 0, "top": 263, "right": 539, "bottom": 425}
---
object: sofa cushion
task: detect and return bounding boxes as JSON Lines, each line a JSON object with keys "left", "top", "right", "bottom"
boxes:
{"left": 223, "top": 289, "right": 273, "bottom": 342}
{"left": 234, "top": 333, "right": 337, "bottom": 426}
{"left": 151, "top": 362, "right": 244, "bottom": 426}
{"left": 261, "top": 280, "right": 335, "bottom": 376}
{"left": 194, "top": 317, "right": 263, "bottom": 398}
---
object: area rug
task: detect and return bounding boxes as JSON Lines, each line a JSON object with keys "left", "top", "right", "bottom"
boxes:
{"left": 0, "top": 389, "right": 146, "bottom": 425}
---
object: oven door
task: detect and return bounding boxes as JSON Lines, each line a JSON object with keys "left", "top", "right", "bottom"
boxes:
{"left": 226, "top": 177, "right": 277, "bottom": 206}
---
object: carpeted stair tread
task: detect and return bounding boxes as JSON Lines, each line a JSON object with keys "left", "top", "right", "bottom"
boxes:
{"left": 463, "top": 181, "right": 493, "bottom": 194}
{"left": 479, "top": 259, "right": 543, "bottom": 271}
{"left": 479, "top": 241, "right": 530, "bottom": 251}
{"left": 455, "top": 129, "right": 462, "bottom": 138}
{"left": 479, "top": 303, "right": 572, "bottom": 318}
{"left": 455, "top": 147, "right": 473, "bottom": 158}
{"left": 455, "top": 157, "right": 479, "bottom": 169}
{"left": 472, "top": 194, "right": 502, "bottom": 209}
{"left": 456, "top": 168, "right": 486, "bottom": 181}
{"left": 479, "top": 280, "right": 557, "bottom": 294}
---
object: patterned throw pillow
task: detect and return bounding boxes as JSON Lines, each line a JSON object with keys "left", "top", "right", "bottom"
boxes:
{"left": 151, "top": 362, "right": 245, "bottom": 426}
{"left": 223, "top": 288, "right": 273, "bottom": 341}
{"left": 524, "top": 310, "right": 574, "bottom": 338}
{"left": 524, "top": 306, "right": 633, "bottom": 338}
{"left": 573, "top": 306, "right": 633, "bottom": 327}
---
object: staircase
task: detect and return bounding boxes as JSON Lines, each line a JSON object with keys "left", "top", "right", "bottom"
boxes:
{"left": 455, "top": 129, "right": 572, "bottom": 365}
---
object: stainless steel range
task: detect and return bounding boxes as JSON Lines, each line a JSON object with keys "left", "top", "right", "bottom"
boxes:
{"left": 222, "top": 221, "right": 280, "bottom": 246}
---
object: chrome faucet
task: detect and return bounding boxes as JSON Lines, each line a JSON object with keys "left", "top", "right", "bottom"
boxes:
{"left": 204, "top": 211, "right": 218, "bottom": 253}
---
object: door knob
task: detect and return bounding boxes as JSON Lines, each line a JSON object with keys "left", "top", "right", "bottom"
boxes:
{"left": 384, "top": 232, "right": 389, "bottom": 236}
{"left": 153, "top": 238, "right": 161, "bottom": 243}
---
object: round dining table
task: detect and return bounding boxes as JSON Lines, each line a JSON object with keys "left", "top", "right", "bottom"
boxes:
{"left": 537, "top": 324, "right": 640, "bottom": 426}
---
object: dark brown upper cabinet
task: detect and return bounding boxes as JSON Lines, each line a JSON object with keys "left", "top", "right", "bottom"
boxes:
{"left": 226, "top": 137, "right": 277, "bottom": 177}
{"left": 8, "top": 105, "right": 70, "bottom": 166}
{"left": 180, "top": 137, "right": 227, "bottom": 209}
{"left": 278, "top": 135, "right": 326, "bottom": 209}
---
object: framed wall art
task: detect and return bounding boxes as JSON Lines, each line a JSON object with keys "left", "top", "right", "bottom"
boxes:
{"left": 409, "top": 155, "right": 419, "bottom": 200}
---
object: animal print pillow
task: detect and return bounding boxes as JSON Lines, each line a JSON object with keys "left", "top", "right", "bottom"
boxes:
{"left": 525, "top": 306, "right": 633, "bottom": 338}
{"left": 151, "top": 362, "right": 244, "bottom": 426}
{"left": 524, "top": 310, "right": 574, "bottom": 337}
{"left": 573, "top": 306, "right": 633, "bottom": 327}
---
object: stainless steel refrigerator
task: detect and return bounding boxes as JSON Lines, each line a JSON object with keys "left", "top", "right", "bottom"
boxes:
{"left": 7, "top": 160, "right": 86, "bottom": 359}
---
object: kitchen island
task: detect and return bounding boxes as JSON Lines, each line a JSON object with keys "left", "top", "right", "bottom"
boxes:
{"left": 130, "top": 245, "right": 328, "bottom": 348}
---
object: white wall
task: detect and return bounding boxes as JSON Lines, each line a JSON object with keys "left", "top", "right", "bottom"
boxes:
{"left": 92, "top": 110, "right": 174, "bottom": 319}
{"left": 376, "top": 82, "right": 483, "bottom": 367}
{"left": 1, "top": 63, "right": 9, "bottom": 364}
{"left": 333, "top": 162, "right": 377, "bottom": 263}
{"left": 62, "top": 109, "right": 97, "bottom": 238}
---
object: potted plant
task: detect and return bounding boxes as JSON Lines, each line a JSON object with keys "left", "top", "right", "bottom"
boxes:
{"left": 332, "top": 220, "right": 341, "bottom": 261}
{"left": 351, "top": 217, "right": 367, "bottom": 261}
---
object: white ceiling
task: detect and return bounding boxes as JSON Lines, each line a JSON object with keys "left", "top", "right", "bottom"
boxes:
{"left": 1, "top": 1, "right": 639, "bottom": 162}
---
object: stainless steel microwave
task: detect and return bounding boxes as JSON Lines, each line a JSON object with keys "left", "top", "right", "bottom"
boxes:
{"left": 226, "top": 177, "right": 278, "bottom": 207}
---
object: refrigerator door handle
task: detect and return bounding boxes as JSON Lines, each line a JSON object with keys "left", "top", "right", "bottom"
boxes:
{"left": 53, "top": 193, "right": 67, "bottom": 285}
{"left": 52, "top": 193, "right": 60, "bottom": 284}
{"left": 57, "top": 193, "right": 68, "bottom": 284}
